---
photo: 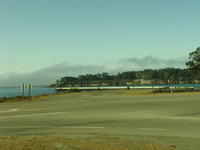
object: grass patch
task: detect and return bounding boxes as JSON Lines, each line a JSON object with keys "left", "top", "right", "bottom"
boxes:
{"left": 0, "top": 136, "right": 176, "bottom": 150}
{"left": 1, "top": 88, "right": 199, "bottom": 103}
{"left": 0, "top": 93, "right": 64, "bottom": 103}
{"left": 121, "top": 88, "right": 200, "bottom": 96}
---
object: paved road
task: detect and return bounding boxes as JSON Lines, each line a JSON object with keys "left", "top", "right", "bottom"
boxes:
{"left": 0, "top": 92, "right": 200, "bottom": 149}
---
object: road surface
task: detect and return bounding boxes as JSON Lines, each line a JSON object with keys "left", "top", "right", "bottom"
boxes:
{"left": 0, "top": 91, "right": 200, "bottom": 149}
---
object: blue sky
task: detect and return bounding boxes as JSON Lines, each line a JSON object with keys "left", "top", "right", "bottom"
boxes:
{"left": 0, "top": 0, "right": 200, "bottom": 86}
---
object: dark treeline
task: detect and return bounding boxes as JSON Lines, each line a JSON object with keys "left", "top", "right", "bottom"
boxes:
{"left": 52, "top": 68, "right": 200, "bottom": 87}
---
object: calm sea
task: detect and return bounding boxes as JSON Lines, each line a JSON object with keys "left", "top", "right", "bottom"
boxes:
{"left": 0, "top": 86, "right": 55, "bottom": 98}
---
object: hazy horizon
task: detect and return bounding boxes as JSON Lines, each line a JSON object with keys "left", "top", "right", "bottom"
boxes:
{"left": 0, "top": 56, "right": 188, "bottom": 87}
{"left": 1, "top": 0, "right": 200, "bottom": 86}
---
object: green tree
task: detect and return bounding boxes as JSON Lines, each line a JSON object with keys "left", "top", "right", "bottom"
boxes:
{"left": 186, "top": 47, "right": 200, "bottom": 73}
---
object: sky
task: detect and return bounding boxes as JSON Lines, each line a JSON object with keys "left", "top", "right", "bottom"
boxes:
{"left": 0, "top": 0, "right": 200, "bottom": 86}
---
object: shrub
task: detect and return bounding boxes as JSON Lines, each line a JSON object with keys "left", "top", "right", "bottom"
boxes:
{"left": 67, "top": 88, "right": 81, "bottom": 93}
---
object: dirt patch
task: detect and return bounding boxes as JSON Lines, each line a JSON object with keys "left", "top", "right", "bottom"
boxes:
{"left": 0, "top": 136, "right": 176, "bottom": 150}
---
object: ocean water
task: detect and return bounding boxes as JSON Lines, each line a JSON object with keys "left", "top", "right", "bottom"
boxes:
{"left": 0, "top": 86, "right": 55, "bottom": 98}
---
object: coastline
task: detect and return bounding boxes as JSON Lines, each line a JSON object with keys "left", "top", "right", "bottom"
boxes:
{"left": 1, "top": 88, "right": 200, "bottom": 103}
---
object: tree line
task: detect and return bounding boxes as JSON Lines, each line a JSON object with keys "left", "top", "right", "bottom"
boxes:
{"left": 51, "top": 68, "right": 200, "bottom": 87}
{"left": 50, "top": 47, "right": 200, "bottom": 87}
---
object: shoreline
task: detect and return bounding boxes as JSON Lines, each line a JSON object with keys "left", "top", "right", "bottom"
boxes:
{"left": 1, "top": 89, "right": 200, "bottom": 103}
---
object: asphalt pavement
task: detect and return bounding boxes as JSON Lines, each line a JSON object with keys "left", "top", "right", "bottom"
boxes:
{"left": 0, "top": 91, "right": 200, "bottom": 149}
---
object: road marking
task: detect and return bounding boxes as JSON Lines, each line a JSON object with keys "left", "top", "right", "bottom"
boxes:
{"left": 11, "top": 109, "right": 19, "bottom": 112}
{"left": 20, "top": 108, "right": 58, "bottom": 112}
{"left": 0, "top": 112, "right": 66, "bottom": 118}
{"left": 138, "top": 128, "right": 167, "bottom": 131}
{"left": 62, "top": 126, "right": 105, "bottom": 129}
{"left": 0, "top": 108, "right": 19, "bottom": 113}
{"left": 0, "top": 126, "right": 105, "bottom": 129}
{"left": 0, "top": 108, "right": 57, "bottom": 114}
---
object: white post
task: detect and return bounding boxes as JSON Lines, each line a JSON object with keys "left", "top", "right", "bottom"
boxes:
{"left": 168, "top": 79, "right": 172, "bottom": 94}
{"left": 21, "top": 83, "right": 25, "bottom": 98}
{"left": 28, "top": 84, "right": 32, "bottom": 99}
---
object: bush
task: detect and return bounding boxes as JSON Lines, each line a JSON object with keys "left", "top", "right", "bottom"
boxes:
{"left": 0, "top": 98, "right": 6, "bottom": 102}
{"left": 67, "top": 88, "right": 81, "bottom": 93}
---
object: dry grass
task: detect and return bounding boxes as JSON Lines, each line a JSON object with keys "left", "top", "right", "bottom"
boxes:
{"left": 0, "top": 93, "right": 66, "bottom": 103}
{"left": 121, "top": 89, "right": 200, "bottom": 96}
{"left": 1, "top": 89, "right": 199, "bottom": 103}
{"left": 0, "top": 136, "right": 176, "bottom": 150}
